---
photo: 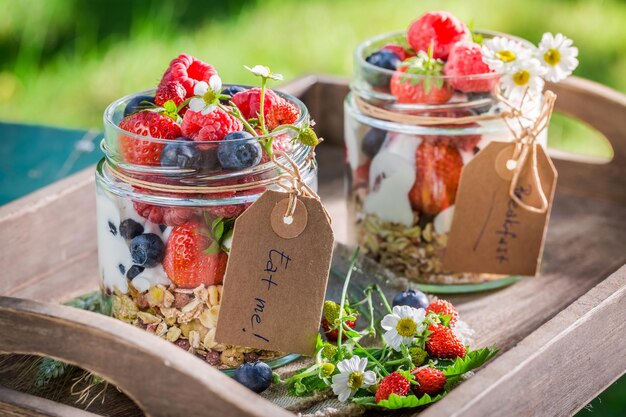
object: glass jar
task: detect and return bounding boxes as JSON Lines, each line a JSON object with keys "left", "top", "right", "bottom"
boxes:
{"left": 345, "top": 32, "right": 547, "bottom": 293}
{"left": 96, "top": 87, "right": 316, "bottom": 370}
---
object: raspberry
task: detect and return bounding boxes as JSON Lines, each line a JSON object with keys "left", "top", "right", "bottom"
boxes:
{"left": 426, "top": 299, "right": 459, "bottom": 325}
{"left": 411, "top": 367, "right": 446, "bottom": 397}
{"left": 444, "top": 41, "right": 498, "bottom": 92}
{"left": 266, "top": 100, "right": 300, "bottom": 130}
{"left": 119, "top": 112, "right": 181, "bottom": 165}
{"left": 425, "top": 325, "right": 466, "bottom": 359}
{"left": 154, "top": 80, "right": 187, "bottom": 107}
{"left": 157, "top": 54, "right": 217, "bottom": 99}
{"left": 133, "top": 201, "right": 198, "bottom": 227}
{"left": 382, "top": 43, "right": 411, "bottom": 61}
{"left": 181, "top": 108, "right": 243, "bottom": 141}
{"left": 231, "top": 87, "right": 281, "bottom": 120}
{"left": 375, "top": 372, "right": 411, "bottom": 403}
{"left": 407, "top": 11, "right": 469, "bottom": 59}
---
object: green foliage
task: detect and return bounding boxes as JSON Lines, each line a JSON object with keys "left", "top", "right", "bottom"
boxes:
{"left": 353, "top": 393, "right": 445, "bottom": 409}
{"left": 441, "top": 345, "right": 499, "bottom": 387}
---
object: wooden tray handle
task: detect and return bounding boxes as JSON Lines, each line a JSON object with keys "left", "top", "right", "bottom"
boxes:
{"left": 0, "top": 297, "right": 294, "bottom": 417}
{"left": 548, "top": 77, "right": 626, "bottom": 204}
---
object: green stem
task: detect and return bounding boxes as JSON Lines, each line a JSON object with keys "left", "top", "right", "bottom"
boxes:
{"left": 337, "top": 247, "right": 360, "bottom": 360}
{"left": 281, "top": 363, "right": 320, "bottom": 384}
{"left": 347, "top": 328, "right": 389, "bottom": 376}
{"left": 373, "top": 284, "right": 393, "bottom": 314}
{"left": 364, "top": 287, "right": 376, "bottom": 337}
{"left": 259, "top": 77, "right": 267, "bottom": 134}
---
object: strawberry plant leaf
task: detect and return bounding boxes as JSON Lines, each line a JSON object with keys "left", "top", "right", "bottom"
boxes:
{"left": 368, "top": 393, "right": 445, "bottom": 409}
{"left": 441, "top": 345, "right": 499, "bottom": 388}
{"left": 203, "top": 240, "right": 221, "bottom": 255}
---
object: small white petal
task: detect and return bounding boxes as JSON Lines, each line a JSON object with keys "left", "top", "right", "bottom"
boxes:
{"left": 332, "top": 372, "right": 349, "bottom": 385}
{"left": 201, "top": 104, "right": 217, "bottom": 115}
{"left": 194, "top": 81, "right": 209, "bottom": 96}
{"left": 337, "top": 388, "right": 352, "bottom": 402}
{"left": 189, "top": 98, "right": 205, "bottom": 112}
{"left": 357, "top": 357, "right": 368, "bottom": 373}
{"left": 381, "top": 313, "right": 398, "bottom": 330}
{"left": 271, "top": 73, "right": 284, "bottom": 81}
{"left": 362, "top": 371, "right": 377, "bottom": 387}
{"left": 383, "top": 329, "right": 403, "bottom": 351}
{"left": 209, "top": 75, "right": 222, "bottom": 92}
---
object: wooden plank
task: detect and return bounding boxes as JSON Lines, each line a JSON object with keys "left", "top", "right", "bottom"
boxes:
{"left": 0, "top": 386, "right": 99, "bottom": 417}
{"left": 0, "top": 298, "right": 294, "bottom": 417}
{"left": 420, "top": 265, "right": 626, "bottom": 417}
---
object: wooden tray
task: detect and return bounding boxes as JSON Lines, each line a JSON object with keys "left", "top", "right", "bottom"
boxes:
{"left": 1, "top": 76, "right": 625, "bottom": 417}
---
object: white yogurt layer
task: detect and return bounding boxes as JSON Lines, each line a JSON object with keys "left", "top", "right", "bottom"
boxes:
{"left": 364, "top": 133, "right": 420, "bottom": 226}
{"left": 97, "top": 192, "right": 172, "bottom": 294}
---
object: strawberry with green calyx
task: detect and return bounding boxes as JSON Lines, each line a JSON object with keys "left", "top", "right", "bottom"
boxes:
{"left": 390, "top": 45, "right": 454, "bottom": 104}
{"left": 411, "top": 367, "right": 446, "bottom": 397}
{"left": 425, "top": 324, "right": 466, "bottom": 359}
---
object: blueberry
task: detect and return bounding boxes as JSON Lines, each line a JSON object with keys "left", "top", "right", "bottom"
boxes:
{"left": 218, "top": 131, "right": 262, "bottom": 170}
{"left": 159, "top": 224, "right": 167, "bottom": 232}
{"left": 220, "top": 86, "right": 247, "bottom": 103}
{"left": 466, "top": 92, "right": 494, "bottom": 114}
{"left": 126, "top": 265, "right": 145, "bottom": 279}
{"left": 392, "top": 289, "right": 429, "bottom": 310}
{"left": 118, "top": 264, "right": 126, "bottom": 275}
{"left": 119, "top": 219, "right": 144, "bottom": 240}
{"left": 129, "top": 234, "right": 165, "bottom": 268}
{"left": 361, "top": 128, "right": 386, "bottom": 157}
{"left": 364, "top": 49, "right": 401, "bottom": 88}
{"left": 161, "top": 138, "right": 220, "bottom": 172}
{"left": 233, "top": 361, "right": 273, "bottom": 393}
{"left": 108, "top": 221, "right": 117, "bottom": 236}
{"left": 124, "top": 95, "right": 155, "bottom": 117}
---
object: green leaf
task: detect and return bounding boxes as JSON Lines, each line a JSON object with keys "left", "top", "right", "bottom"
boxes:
{"left": 368, "top": 393, "right": 444, "bottom": 409}
{"left": 351, "top": 396, "right": 376, "bottom": 405}
{"left": 441, "top": 345, "right": 499, "bottom": 387}
{"left": 164, "top": 100, "right": 177, "bottom": 114}
{"left": 288, "top": 374, "right": 328, "bottom": 396}
{"left": 203, "top": 240, "right": 221, "bottom": 255}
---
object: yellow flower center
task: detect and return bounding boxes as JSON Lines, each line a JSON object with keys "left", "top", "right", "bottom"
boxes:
{"left": 203, "top": 90, "right": 217, "bottom": 104}
{"left": 513, "top": 70, "right": 531, "bottom": 86}
{"left": 347, "top": 371, "right": 364, "bottom": 390}
{"left": 497, "top": 50, "right": 516, "bottom": 63}
{"left": 320, "top": 362, "right": 335, "bottom": 377}
{"left": 544, "top": 48, "right": 561, "bottom": 66}
{"left": 396, "top": 317, "right": 418, "bottom": 337}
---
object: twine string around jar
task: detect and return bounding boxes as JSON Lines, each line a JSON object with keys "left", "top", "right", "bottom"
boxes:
{"left": 503, "top": 90, "right": 556, "bottom": 214}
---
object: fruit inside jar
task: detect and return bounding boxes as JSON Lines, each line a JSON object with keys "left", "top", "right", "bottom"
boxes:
{"left": 346, "top": 23, "right": 547, "bottom": 292}
{"left": 97, "top": 55, "right": 317, "bottom": 369}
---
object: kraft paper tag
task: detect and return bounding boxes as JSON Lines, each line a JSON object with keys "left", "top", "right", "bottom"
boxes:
{"left": 443, "top": 141, "right": 557, "bottom": 276}
{"left": 215, "top": 190, "right": 334, "bottom": 355}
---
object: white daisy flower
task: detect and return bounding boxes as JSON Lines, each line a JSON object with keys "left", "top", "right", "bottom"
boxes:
{"left": 500, "top": 58, "right": 546, "bottom": 101}
{"left": 331, "top": 356, "right": 377, "bottom": 402}
{"left": 381, "top": 305, "right": 427, "bottom": 351}
{"left": 189, "top": 75, "right": 222, "bottom": 115}
{"left": 244, "top": 65, "right": 284, "bottom": 81}
{"left": 482, "top": 37, "right": 531, "bottom": 73}
{"left": 538, "top": 32, "right": 579, "bottom": 83}
{"left": 452, "top": 320, "right": 475, "bottom": 347}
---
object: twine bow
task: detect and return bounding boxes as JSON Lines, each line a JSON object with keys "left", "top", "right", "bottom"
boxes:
{"left": 502, "top": 90, "right": 556, "bottom": 214}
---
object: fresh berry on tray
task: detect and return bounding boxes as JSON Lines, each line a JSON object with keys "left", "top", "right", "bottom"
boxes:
{"left": 233, "top": 361, "right": 274, "bottom": 393}
{"left": 392, "top": 289, "right": 429, "bottom": 309}
{"left": 321, "top": 300, "right": 357, "bottom": 342}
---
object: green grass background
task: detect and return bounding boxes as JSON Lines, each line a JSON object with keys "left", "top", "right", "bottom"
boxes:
{"left": 1, "top": 0, "right": 624, "bottom": 414}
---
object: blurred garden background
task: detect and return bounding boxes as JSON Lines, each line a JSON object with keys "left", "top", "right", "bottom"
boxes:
{"left": 1, "top": 0, "right": 624, "bottom": 414}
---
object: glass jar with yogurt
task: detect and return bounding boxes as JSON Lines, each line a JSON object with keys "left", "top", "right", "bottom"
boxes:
{"left": 345, "top": 32, "right": 546, "bottom": 292}
{"left": 96, "top": 87, "right": 316, "bottom": 369}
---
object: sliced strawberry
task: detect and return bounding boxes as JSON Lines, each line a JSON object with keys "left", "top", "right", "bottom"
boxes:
{"left": 409, "top": 141, "right": 463, "bottom": 215}
{"left": 163, "top": 221, "right": 227, "bottom": 288}
{"left": 119, "top": 112, "right": 181, "bottom": 165}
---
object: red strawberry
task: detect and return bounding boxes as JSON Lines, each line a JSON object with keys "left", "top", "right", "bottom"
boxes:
{"left": 382, "top": 43, "right": 411, "bottom": 61}
{"left": 425, "top": 325, "right": 466, "bottom": 359}
{"left": 266, "top": 100, "right": 300, "bottom": 130}
{"left": 181, "top": 107, "right": 243, "bottom": 141}
{"left": 231, "top": 87, "right": 281, "bottom": 120}
{"left": 375, "top": 372, "right": 411, "bottom": 403}
{"left": 156, "top": 54, "right": 217, "bottom": 101}
{"left": 411, "top": 367, "right": 446, "bottom": 397}
{"left": 426, "top": 299, "right": 459, "bottom": 325}
{"left": 154, "top": 80, "right": 187, "bottom": 107}
{"left": 407, "top": 11, "right": 469, "bottom": 59}
{"left": 390, "top": 53, "right": 454, "bottom": 105}
{"left": 409, "top": 141, "right": 463, "bottom": 215}
{"left": 421, "top": 109, "right": 482, "bottom": 152}
{"left": 321, "top": 300, "right": 356, "bottom": 342}
{"left": 163, "top": 221, "right": 227, "bottom": 288}
{"left": 444, "top": 41, "right": 498, "bottom": 92}
{"left": 353, "top": 160, "right": 371, "bottom": 189}
{"left": 119, "top": 112, "right": 181, "bottom": 165}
